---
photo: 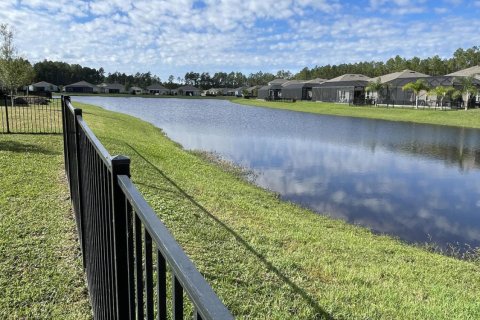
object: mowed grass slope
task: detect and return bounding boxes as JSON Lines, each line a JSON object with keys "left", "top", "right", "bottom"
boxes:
{"left": 234, "top": 99, "right": 480, "bottom": 129}
{"left": 76, "top": 102, "right": 480, "bottom": 319}
{"left": 0, "top": 134, "right": 91, "bottom": 319}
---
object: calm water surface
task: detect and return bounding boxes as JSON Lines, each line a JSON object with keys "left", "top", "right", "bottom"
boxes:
{"left": 73, "top": 96, "right": 480, "bottom": 249}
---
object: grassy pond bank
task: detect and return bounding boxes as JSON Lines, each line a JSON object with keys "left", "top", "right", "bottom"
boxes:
{"left": 72, "top": 102, "right": 479, "bottom": 319}
{"left": 233, "top": 99, "right": 480, "bottom": 129}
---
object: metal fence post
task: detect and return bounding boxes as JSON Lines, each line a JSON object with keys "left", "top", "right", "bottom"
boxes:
{"left": 111, "top": 155, "right": 131, "bottom": 319}
{"left": 73, "top": 106, "right": 87, "bottom": 269}
{"left": 4, "top": 95, "right": 10, "bottom": 133}
{"left": 61, "top": 96, "right": 68, "bottom": 175}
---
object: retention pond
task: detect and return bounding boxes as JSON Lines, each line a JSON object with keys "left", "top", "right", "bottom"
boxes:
{"left": 73, "top": 96, "right": 480, "bottom": 250}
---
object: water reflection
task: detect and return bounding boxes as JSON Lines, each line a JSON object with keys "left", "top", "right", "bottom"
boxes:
{"left": 73, "top": 96, "right": 480, "bottom": 249}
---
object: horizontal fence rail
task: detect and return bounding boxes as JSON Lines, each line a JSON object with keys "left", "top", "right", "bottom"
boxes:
{"left": 61, "top": 96, "right": 232, "bottom": 319}
{"left": 1, "top": 95, "right": 62, "bottom": 133}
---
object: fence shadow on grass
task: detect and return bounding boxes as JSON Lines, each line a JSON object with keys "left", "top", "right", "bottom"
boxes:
{"left": 125, "top": 143, "right": 334, "bottom": 320}
{"left": 0, "top": 140, "right": 61, "bottom": 155}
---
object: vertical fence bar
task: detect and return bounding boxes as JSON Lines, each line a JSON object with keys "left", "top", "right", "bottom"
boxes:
{"left": 73, "top": 107, "right": 87, "bottom": 269}
{"left": 126, "top": 201, "right": 136, "bottom": 320}
{"left": 145, "top": 230, "right": 154, "bottom": 320}
{"left": 135, "top": 214, "right": 144, "bottom": 320}
{"left": 4, "top": 95, "right": 10, "bottom": 133}
{"left": 157, "top": 251, "right": 167, "bottom": 320}
{"left": 173, "top": 276, "right": 184, "bottom": 320}
{"left": 61, "top": 97, "right": 68, "bottom": 175}
{"left": 111, "top": 155, "right": 131, "bottom": 318}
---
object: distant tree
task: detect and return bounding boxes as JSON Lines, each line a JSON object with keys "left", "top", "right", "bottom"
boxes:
{"left": 431, "top": 86, "right": 455, "bottom": 109}
{"left": 0, "top": 24, "right": 34, "bottom": 104}
{"left": 402, "top": 79, "right": 430, "bottom": 109}
{"left": 275, "top": 69, "right": 292, "bottom": 79}
{"left": 456, "top": 76, "right": 478, "bottom": 110}
{"left": 365, "top": 78, "right": 385, "bottom": 105}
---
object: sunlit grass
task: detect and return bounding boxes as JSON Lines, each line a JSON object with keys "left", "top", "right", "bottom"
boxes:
{"left": 0, "top": 134, "right": 91, "bottom": 319}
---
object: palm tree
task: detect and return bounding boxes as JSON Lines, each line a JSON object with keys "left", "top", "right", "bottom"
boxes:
{"left": 365, "top": 78, "right": 384, "bottom": 106}
{"left": 430, "top": 86, "right": 455, "bottom": 110}
{"left": 456, "top": 76, "right": 478, "bottom": 110}
{"left": 402, "top": 79, "right": 430, "bottom": 109}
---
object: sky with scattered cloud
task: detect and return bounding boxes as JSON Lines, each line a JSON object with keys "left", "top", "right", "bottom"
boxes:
{"left": 1, "top": 0, "right": 480, "bottom": 80}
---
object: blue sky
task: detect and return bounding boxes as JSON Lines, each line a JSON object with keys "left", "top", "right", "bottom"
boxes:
{"left": 1, "top": 0, "right": 480, "bottom": 81}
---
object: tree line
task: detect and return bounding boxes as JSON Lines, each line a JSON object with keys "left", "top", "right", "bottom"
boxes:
{"left": 294, "top": 47, "right": 480, "bottom": 80}
{"left": 30, "top": 46, "right": 480, "bottom": 90}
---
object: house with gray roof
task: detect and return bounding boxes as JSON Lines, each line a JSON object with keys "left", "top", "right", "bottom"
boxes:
{"left": 312, "top": 74, "right": 371, "bottom": 104}
{"left": 426, "top": 75, "right": 480, "bottom": 108}
{"left": 446, "top": 66, "right": 480, "bottom": 107}
{"left": 281, "top": 78, "right": 326, "bottom": 101}
{"left": 206, "top": 88, "right": 228, "bottom": 96}
{"left": 98, "top": 83, "right": 126, "bottom": 94}
{"left": 28, "top": 81, "right": 59, "bottom": 93}
{"left": 368, "top": 70, "right": 430, "bottom": 105}
{"left": 244, "top": 85, "right": 261, "bottom": 98}
{"left": 129, "top": 86, "right": 144, "bottom": 95}
{"left": 147, "top": 84, "right": 169, "bottom": 95}
{"left": 234, "top": 87, "right": 246, "bottom": 97}
{"left": 257, "top": 79, "right": 289, "bottom": 100}
{"left": 64, "top": 81, "right": 99, "bottom": 93}
{"left": 446, "top": 65, "right": 480, "bottom": 78}
{"left": 177, "top": 85, "right": 201, "bottom": 96}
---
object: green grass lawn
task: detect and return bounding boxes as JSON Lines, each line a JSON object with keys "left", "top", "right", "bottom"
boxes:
{"left": 0, "top": 134, "right": 91, "bottom": 319}
{"left": 233, "top": 99, "right": 480, "bottom": 129}
{"left": 73, "top": 102, "right": 480, "bottom": 319}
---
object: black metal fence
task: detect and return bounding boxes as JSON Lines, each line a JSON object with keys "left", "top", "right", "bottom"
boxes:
{"left": 1, "top": 95, "right": 62, "bottom": 133}
{"left": 62, "top": 96, "right": 232, "bottom": 319}
{"left": 350, "top": 98, "right": 464, "bottom": 109}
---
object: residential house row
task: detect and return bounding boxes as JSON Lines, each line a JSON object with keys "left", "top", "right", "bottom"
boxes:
{"left": 27, "top": 81, "right": 203, "bottom": 96}
{"left": 256, "top": 65, "right": 480, "bottom": 108}
{"left": 26, "top": 65, "right": 480, "bottom": 107}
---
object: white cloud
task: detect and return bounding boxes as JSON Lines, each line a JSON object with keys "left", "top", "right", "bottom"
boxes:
{"left": 0, "top": 0, "right": 478, "bottom": 80}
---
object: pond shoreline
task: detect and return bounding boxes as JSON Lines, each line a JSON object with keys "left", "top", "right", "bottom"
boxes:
{"left": 72, "top": 96, "right": 480, "bottom": 251}
{"left": 75, "top": 101, "right": 479, "bottom": 319}
{"left": 233, "top": 98, "right": 480, "bottom": 129}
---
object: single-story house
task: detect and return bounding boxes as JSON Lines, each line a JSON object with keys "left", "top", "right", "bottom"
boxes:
{"left": 130, "top": 86, "right": 144, "bottom": 95}
{"left": 446, "top": 65, "right": 480, "bottom": 78}
{"left": 257, "top": 79, "right": 289, "bottom": 100}
{"left": 426, "top": 75, "right": 480, "bottom": 108}
{"left": 244, "top": 85, "right": 261, "bottom": 97}
{"left": 281, "top": 78, "right": 326, "bottom": 101}
{"left": 64, "top": 81, "right": 99, "bottom": 93}
{"left": 147, "top": 84, "right": 169, "bottom": 95}
{"left": 446, "top": 66, "right": 480, "bottom": 107}
{"left": 226, "top": 88, "right": 237, "bottom": 96}
{"left": 312, "top": 74, "right": 371, "bottom": 104}
{"left": 206, "top": 88, "right": 228, "bottom": 96}
{"left": 177, "top": 85, "right": 201, "bottom": 96}
{"left": 234, "top": 87, "right": 246, "bottom": 97}
{"left": 97, "top": 83, "right": 126, "bottom": 94}
{"left": 368, "top": 69, "right": 430, "bottom": 106}
{"left": 28, "top": 81, "right": 59, "bottom": 92}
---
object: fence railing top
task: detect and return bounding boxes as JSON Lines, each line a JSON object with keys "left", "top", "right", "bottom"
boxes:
{"left": 117, "top": 174, "right": 233, "bottom": 320}
{"left": 65, "top": 98, "right": 112, "bottom": 167}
